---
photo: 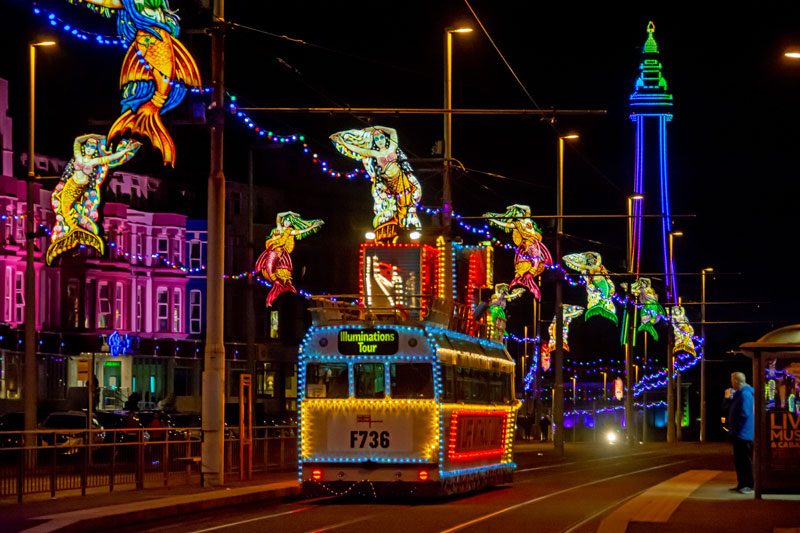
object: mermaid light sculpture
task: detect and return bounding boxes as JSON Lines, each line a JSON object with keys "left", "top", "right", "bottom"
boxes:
{"left": 540, "top": 305, "right": 585, "bottom": 365}
{"left": 630, "top": 278, "right": 665, "bottom": 341}
{"left": 70, "top": 0, "right": 202, "bottom": 166}
{"left": 485, "top": 283, "right": 524, "bottom": 341}
{"left": 47, "top": 134, "right": 140, "bottom": 265}
{"left": 563, "top": 251, "right": 618, "bottom": 324}
{"left": 671, "top": 305, "right": 696, "bottom": 357}
{"left": 330, "top": 127, "right": 421, "bottom": 241}
{"left": 484, "top": 204, "right": 552, "bottom": 299}
{"left": 255, "top": 212, "right": 324, "bottom": 308}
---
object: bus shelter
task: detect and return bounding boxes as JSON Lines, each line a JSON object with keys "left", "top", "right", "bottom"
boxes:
{"left": 740, "top": 325, "right": 800, "bottom": 498}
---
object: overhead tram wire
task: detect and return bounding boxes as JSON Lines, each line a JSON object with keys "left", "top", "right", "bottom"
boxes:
{"left": 462, "top": 0, "right": 623, "bottom": 194}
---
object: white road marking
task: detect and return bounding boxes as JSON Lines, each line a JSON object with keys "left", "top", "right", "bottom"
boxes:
{"left": 516, "top": 450, "right": 658, "bottom": 473}
{"left": 188, "top": 507, "right": 311, "bottom": 533}
{"left": 307, "top": 514, "right": 377, "bottom": 533}
{"left": 439, "top": 460, "right": 688, "bottom": 533}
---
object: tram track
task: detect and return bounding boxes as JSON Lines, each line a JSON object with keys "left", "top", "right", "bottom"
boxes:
{"left": 121, "top": 446, "right": 705, "bottom": 533}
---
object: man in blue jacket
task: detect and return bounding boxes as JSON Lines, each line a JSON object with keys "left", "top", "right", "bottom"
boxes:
{"left": 724, "top": 371, "right": 754, "bottom": 493}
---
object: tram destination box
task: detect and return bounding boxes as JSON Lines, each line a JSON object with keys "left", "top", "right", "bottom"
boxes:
{"left": 338, "top": 328, "right": 399, "bottom": 355}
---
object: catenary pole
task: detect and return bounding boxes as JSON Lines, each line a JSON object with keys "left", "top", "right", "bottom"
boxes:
{"left": 202, "top": 0, "right": 226, "bottom": 487}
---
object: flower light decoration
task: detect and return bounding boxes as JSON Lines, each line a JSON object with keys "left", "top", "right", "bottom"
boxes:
{"left": 68, "top": 0, "right": 202, "bottom": 166}
{"left": 670, "top": 305, "right": 696, "bottom": 356}
{"left": 330, "top": 127, "right": 422, "bottom": 242}
{"left": 630, "top": 277, "right": 664, "bottom": 341}
{"left": 483, "top": 205, "right": 552, "bottom": 299}
{"left": 255, "top": 212, "right": 324, "bottom": 308}
{"left": 47, "top": 135, "right": 140, "bottom": 264}
{"left": 562, "top": 252, "right": 618, "bottom": 325}
{"left": 540, "top": 305, "right": 585, "bottom": 370}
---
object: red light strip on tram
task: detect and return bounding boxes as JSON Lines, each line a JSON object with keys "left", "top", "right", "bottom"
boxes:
{"left": 447, "top": 410, "right": 508, "bottom": 462}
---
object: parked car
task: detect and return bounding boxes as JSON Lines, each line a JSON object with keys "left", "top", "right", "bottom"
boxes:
{"left": 0, "top": 412, "right": 24, "bottom": 448}
{"left": 39, "top": 411, "right": 105, "bottom": 453}
{"left": 95, "top": 411, "right": 147, "bottom": 444}
{"left": 163, "top": 413, "right": 202, "bottom": 440}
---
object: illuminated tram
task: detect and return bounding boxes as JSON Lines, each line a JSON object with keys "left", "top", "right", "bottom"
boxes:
{"left": 298, "top": 241, "right": 520, "bottom": 497}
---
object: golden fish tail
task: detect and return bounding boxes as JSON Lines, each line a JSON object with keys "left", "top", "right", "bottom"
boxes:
{"left": 47, "top": 179, "right": 104, "bottom": 265}
{"left": 109, "top": 102, "right": 175, "bottom": 166}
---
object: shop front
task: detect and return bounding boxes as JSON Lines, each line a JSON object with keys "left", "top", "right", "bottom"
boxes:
{"left": 741, "top": 325, "right": 800, "bottom": 498}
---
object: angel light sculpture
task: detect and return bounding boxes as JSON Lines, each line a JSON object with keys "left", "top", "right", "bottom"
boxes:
{"left": 330, "top": 127, "right": 421, "bottom": 241}
{"left": 255, "top": 212, "right": 324, "bottom": 308}
{"left": 562, "top": 252, "right": 618, "bottom": 325}
{"left": 630, "top": 278, "right": 665, "bottom": 341}
{"left": 69, "top": 0, "right": 202, "bottom": 166}
{"left": 47, "top": 134, "right": 140, "bottom": 264}
{"left": 671, "top": 305, "right": 697, "bottom": 357}
{"left": 483, "top": 204, "right": 552, "bottom": 299}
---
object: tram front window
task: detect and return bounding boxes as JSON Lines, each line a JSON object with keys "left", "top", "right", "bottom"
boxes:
{"left": 390, "top": 363, "right": 434, "bottom": 399}
{"left": 355, "top": 363, "right": 385, "bottom": 399}
{"left": 306, "top": 363, "right": 348, "bottom": 398}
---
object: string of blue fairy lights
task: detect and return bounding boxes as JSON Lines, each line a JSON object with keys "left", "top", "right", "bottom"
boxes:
{"left": 26, "top": 1, "right": 705, "bottom": 396}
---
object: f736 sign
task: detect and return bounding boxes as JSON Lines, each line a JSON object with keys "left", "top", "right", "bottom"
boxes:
{"left": 350, "top": 430, "right": 390, "bottom": 448}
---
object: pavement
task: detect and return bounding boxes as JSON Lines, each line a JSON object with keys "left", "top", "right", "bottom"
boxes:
{"left": 2, "top": 471, "right": 300, "bottom": 533}
{"left": 2, "top": 442, "right": 798, "bottom": 533}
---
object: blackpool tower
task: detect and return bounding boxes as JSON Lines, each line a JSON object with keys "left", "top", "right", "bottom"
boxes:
{"left": 629, "top": 22, "right": 677, "bottom": 301}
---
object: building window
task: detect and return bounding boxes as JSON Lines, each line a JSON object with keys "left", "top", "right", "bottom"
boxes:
{"left": 173, "top": 237, "right": 182, "bottom": 265}
{"left": 156, "top": 288, "right": 169, "bottom": 332}
{"left": 98, "top": 281, "right": 111, "bottom": 328}
{"left": 269, "top": 310, "right": 279, "bottom": 339}
{"left": 135, "top": 285, "right": 143, "bottom": 332}
{"left": 4, "top": 267, "right": 13, "bottom": 322}
{"left": 14, "top": 271, "right": 24, "bottom": 323}
{"left": 189, "top": 241, "right": 201, "bottom": 269}
{"left": 136, "top": 232, "right": 143, "bottom": 258}
{"left": 4, "top": 207, "right": 13, "bottom": 242}
{"left": 14, "top": 212, "right": 24, "bottom": 242}
{"left": 129, "top": 233, "right": 138, "bottom": 263}
{"left": 114, "top": 282, "right": 124, "bottom": 330}
{"left": 172, "top": 288, "right": 182, "bottom": 333}
{"left": 189, "top": 290, "right": 202, "bottom": 334}
{"left": 157, "top": 236, "right": 169, "bottom": 257}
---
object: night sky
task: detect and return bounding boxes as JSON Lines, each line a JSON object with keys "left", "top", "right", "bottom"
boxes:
{"left": 2, "top": 0, "right": 800, "bottom": 373}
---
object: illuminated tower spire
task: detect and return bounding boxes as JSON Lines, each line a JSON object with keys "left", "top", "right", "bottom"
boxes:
{"left": 629, "top": 21, "right": 678, "bottom": 302}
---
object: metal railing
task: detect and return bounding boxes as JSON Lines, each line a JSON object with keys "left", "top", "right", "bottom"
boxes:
{"left": 0, "top": 425, "right": 298, "bottom": 501}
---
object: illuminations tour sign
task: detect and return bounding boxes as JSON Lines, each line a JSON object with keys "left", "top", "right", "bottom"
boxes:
{"left": 338, "top": 329, "right": 399, "bottom": 355}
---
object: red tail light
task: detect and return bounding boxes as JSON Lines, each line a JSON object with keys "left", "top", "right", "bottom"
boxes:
{"left": 418, "top": 470, "right": 429, "bottom": 481}
{"left": 312, "top": 469, "right": 322, "bottom": 481}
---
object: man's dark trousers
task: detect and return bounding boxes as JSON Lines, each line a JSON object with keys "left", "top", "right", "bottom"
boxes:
{"left": 732, "top": 438, "right": 754, "bottom": 489}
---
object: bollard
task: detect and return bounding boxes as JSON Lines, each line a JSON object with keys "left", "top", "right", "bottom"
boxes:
{"left": 17, "top": 448, "right": 24, "bottom": 503}
{"left": 163, "top": 430, "right": 169, "bottom": 487}
{"left": 81, "top": 434, "right": 88, "bottom": 496}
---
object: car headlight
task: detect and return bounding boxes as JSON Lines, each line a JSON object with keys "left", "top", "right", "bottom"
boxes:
{"left": 606, "top": 431, "right": 617, "bottom": 443}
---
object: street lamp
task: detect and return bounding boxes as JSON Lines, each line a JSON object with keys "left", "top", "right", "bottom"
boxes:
{"left": 571, "top": 376, "right": 578, "bottom": 442}
{"left": 25, "top": 39, "right": 56, "bottom": 449}
{"left": 554, "top": 133, "right": 579, "bottom": 455}
{"left": 785, "top": 49, "right": 800, "bottom": 59}
{"left": 700, "top": 267, "right": 713, "bottom": 443}
{"left": 667, "top": 231, "right": 683, "bottom": 304}
{"left": 443, "top": 26, "right": 472, "bottom": 237}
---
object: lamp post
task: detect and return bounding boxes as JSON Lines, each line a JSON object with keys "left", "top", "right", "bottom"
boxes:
{"left": 667, "top": 231, "right": 683, "bottom": 304}
{"left": 700, "top": 267, "right": 713, "bottom": 443}
{"left": 443, "top": 27, "right": 472, "bottom": 238}
{"left": 571, "top": 376, "right": 577, "bottom": 442}
{"left": 625, "top": 194, "right": 643, "bottom": 446}
{"left": 25, "top": 40, "right": 55, "bottom": 450}
{"left": 667, "top": 231, "right": 682, "bottom": 442}
{"left": 554, "top": 133, "right": 578, "bottom": 455}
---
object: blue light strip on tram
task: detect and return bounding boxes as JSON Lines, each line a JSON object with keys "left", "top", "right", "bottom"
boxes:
{"left": 440, "top": 462, "right": 516, "bottom": 478}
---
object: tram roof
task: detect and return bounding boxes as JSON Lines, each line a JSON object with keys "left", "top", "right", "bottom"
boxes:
{"left": 426, "top": 328, "right": 511, "bottom": 363}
